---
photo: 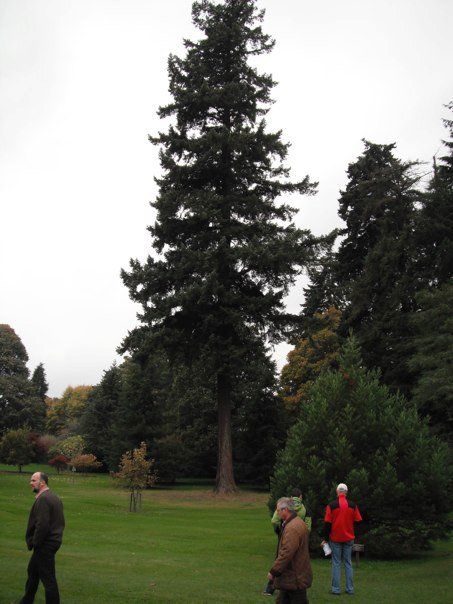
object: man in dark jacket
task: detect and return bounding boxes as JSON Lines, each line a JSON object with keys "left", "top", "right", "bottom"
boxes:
{"left": 321, "top": 483, "right": 362, "bottom": 595}
{"left": 20, "top": 471, "right": 65, "bottom": 604}
{"left": 267, "top": 497, "right": 313, "bottom": 603}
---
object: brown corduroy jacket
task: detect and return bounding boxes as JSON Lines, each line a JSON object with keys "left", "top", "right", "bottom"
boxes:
{"left": 270, "top": 513, "right": 312, "bottom": 591}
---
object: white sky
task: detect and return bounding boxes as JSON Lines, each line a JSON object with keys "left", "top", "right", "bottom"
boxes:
{"left": 1, "top": 0, "right": 452, "bottom": 397}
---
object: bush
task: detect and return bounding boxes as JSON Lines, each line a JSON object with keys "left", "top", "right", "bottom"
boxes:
{"left": 270, "top": 336, "right": 453, "bottom": 558}
{"left": 49, "top": 435, "right": 85, "bottom": 459}
{"left": 70, "top": 453, "right": 102, "bottom": 473}
{"left": 0, "top": 428, "right": 34, "bottom": 471}
{"left": 48, "top": 454, "right": 69, "bottom": 473}
{"left": 28, "top": 433, "right": 57, "bottom": 462}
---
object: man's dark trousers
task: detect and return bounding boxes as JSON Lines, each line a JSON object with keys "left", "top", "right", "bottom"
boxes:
{"left": 20, "top": 545, "right": 60, "bottom": 604}
{"left": 277, "top": 588, "right": 309, "bottom": 604}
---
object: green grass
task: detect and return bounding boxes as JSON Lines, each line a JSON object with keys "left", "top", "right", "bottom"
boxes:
{"left": 0, "top": 468, "right": 452, "bottom": 603}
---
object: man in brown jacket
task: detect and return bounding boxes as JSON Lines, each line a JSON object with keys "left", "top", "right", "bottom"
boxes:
{"left": 267, "top": 497, "right": 313, "bottom": 603}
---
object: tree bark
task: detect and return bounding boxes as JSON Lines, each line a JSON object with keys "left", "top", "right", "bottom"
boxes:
{"left": 215, "top": 371, "right": 237, "bottom": 493}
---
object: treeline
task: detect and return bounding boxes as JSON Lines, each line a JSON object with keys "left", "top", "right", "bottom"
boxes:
{"left": 282, "top": 127, "right": 453, "bottom": 443}
{"left": 1, "top": 0, "right": 452, "bottom": 557}
{"left": 0, "top": 324, "right": 283, "bottom": 484}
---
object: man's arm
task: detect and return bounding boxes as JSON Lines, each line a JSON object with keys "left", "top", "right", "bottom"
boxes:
{"left": 321, "top": 505, "right": 332, "bottom": 543}
{"left": 32, "top": 497, "right": 51, "bottom": 548}
{"left": 269, "top": 528, "right": 301, "bottom": 577}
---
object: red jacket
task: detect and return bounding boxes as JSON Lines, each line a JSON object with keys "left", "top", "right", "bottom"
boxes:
{"left": 323, "top": 493, "right": 362, "bottom": 542}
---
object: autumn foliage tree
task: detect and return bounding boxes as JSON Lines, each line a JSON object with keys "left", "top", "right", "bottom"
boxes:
{"left": 48, "top": 454, "right": 69, "bottom": 473}
{"left": 114, "top": 442, "right": 156, "bottom": 511}
{"left": 46, "top": 386, "right": 93, "bottom": 435}
{"left": 70, "top": 453, "right": 102, "bottom": 474}
{"left": 280, "top": 307, "right": 341, "bottom": 412}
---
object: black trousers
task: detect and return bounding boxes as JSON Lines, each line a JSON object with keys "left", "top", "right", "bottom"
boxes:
{"left": 276, "top": 588, "right": 309, "bottom": 604}
{"left": 20, "top": 546, "right": 60, "bottom": 604}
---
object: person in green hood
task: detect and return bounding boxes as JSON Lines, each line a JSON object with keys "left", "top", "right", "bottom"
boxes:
{"left": 271, "top": 489, "right": 312, "bottom": 534}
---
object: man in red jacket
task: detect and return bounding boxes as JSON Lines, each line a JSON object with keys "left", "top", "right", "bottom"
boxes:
{"left": 321, "top": 483, "right": 362, "bottom": 595}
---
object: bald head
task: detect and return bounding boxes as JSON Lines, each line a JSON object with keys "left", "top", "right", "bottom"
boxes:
{"left": 30, "top": 472, "right": 49, "bottom": 494}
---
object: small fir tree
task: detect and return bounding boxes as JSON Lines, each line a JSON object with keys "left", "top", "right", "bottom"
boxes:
{"left": 31, "top": 363, "right": 49, "bottom": 401}
{"left": 270, "top": 337, "right": 453, "bottom": 558}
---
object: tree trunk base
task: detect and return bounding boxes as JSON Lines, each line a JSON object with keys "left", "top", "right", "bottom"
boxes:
{"left": 214, "top": 483, "right": 237, "bottom": 495}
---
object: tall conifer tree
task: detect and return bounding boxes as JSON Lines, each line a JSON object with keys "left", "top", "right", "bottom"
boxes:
{"left": 417, "top": 102, "right": 453, "bottom": 287}
{"left": 120, "top": 0, "right": 316, "bottom": 492}
{"left": 334, "top": 141, "right": 420, "bottom": 395}
{"left": 31, "top": 363, "right": 48, "bottom": 401}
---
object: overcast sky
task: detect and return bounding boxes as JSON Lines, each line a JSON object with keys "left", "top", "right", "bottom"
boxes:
{"left": 1, "top": 0, "right": 452, "bottom": 397}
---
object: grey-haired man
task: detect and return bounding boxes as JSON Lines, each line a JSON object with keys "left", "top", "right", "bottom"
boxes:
{"left": 267, "top": 497, "right": 313, "bottom": 603}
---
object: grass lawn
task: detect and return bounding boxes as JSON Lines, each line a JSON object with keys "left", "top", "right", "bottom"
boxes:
{"left": 0, "top": 466, "right": 452, "bottom": 603}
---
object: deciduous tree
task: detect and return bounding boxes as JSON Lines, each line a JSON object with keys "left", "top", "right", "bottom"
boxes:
{"left": 0, "top": 428, "right": 35, "bottom": 472}
{"left": 114, "top": 442, "right": 156, "bottom": 511}
{"left": 0, "top": 325, "right": 46, "bottom": 433}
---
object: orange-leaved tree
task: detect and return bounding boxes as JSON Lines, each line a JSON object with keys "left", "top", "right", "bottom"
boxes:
{"left": 280, "top": 307, "right": 341, "bottom": 411}
{"left": 114, "top": 442, "right": 156, "bottom": 511}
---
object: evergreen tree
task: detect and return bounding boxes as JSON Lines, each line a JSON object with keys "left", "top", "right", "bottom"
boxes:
{"left": 417, "top": 102, "right": 453, "bottom": 287}
{"left": 31, "top": 363, "right": 48, "bottom": 401}
{"left": 166, "top": 341, "right": 284, "bottom": 485}
{"left": 335, "top": 141, "right": 421, "bottom": 396}
{"left": 80, "top": 363, "right": 123, "bottom": 467}
{"left": 120, "top": 0, "right": 316, "bottom": 492}
{"left": 232, "top": 343, "right": 284, "bottom": 485}
{"left": 409, "top": 283, "right": 453, "bottom": 443}
{"left": 302, "top": 230, "right": 344, "bottom": 318}
{"left": 270, "top": 337, "right": 453, "bottom": 558}
{"left": 0, "top": 325, "right": 45, "bottom": 433}
{"left": 108, "top": 355, "right": 170, "bottom": 470}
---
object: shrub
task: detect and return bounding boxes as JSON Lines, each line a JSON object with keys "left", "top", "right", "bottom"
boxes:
{"left": 0, "top": 428, "right": 34, "bottom": 471}
{"left": 70, "top": 453, "right": 102, "bottom": 473}
{"left": 49, "top": 435, "right": 85, "bottom": 459}
{"left": 48, "top": 454, "right": 69, "bottom": 473}
{"left": 270, "top": 336, "right": 453, "bottom": 558}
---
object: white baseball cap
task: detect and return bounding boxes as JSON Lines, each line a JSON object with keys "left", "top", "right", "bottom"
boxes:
{"left": 336, "top": 483, "right": 348, "bottom": 492}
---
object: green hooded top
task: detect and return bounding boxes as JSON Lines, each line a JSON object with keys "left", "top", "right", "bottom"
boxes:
{"left": 271, "top": 496, "right": 312, "bottom": 532}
